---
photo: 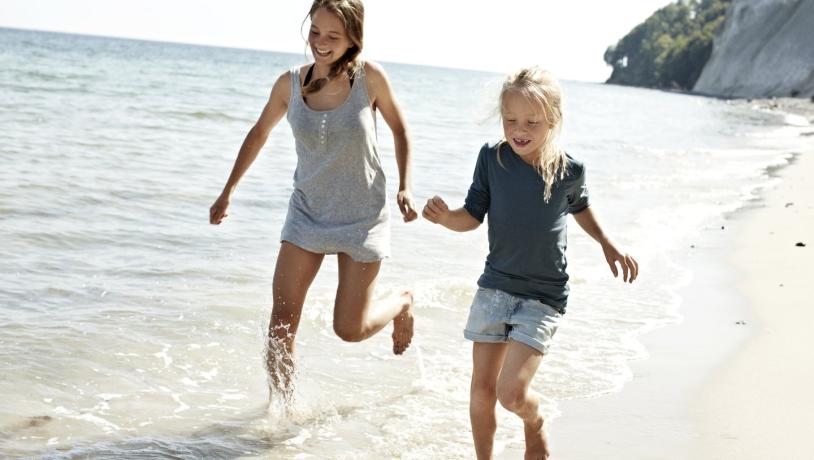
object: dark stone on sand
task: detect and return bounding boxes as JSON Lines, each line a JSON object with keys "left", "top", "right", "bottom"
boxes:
{"left": 735, "top": 320, "right": 746, "bottom": 325}
{"left": 796, "top": 242, "right": 806, "bottom": 247}
{"left": 785, "top": 202, "right": 795, "bottom": 207}
{"left": 690, "top": 244, "right": 695, "bottom": 248}
{"left": 721, "top": 225, "right": 725, "bottom": 230}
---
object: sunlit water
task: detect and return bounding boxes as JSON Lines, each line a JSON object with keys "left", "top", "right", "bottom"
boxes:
{"left": 0, "top": 28, "right": 809, "bottom": 458}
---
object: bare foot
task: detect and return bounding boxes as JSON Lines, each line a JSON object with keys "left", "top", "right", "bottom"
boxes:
{"left": 524, "top": 414, "right": 549, "bottom": 459}
{"left": 265, "top": 331, "right": 296, "bottom": 410}
{"left": 392, "top": 291, "right": 414, "bottom": 355}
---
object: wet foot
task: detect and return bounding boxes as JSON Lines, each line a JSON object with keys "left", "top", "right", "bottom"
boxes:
{"left": 392, "top": 291, "right": 414, "bottom": 355}
{"left": 265, "top": 333, "right": 296, "bottom": 411}
{"left": 524, "top": 414, "right": 549, "bottom": 459}
{"left": 267, "top": 384, "right": 297, "bottom": 418}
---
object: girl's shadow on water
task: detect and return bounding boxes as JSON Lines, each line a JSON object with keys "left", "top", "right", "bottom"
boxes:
{"left": 18, "top": 403, "right": 319, "bottom": 460}
{"left": 9, "top": 405, "right": 275, "bottom": 460}
{"left": 19, "top": 389, "right": 412, "bottom": 460}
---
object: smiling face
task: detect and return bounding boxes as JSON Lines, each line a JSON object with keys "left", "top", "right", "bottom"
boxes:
{"left": 501, "top": 91, "right": 551, "bottom": 164}
{"left": 308, "top": 7, "right": 353, "bottom": 65}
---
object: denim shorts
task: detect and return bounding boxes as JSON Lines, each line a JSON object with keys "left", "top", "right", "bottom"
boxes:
{"left": 463, "top": 287, "right": 562, "bottom": 354}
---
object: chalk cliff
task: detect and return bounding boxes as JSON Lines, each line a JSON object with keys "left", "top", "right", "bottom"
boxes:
{"left": 693, "top": 0, "right": 814, "bottom": 98}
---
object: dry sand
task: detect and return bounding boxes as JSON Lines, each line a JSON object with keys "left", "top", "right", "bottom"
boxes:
{"left": 689, "top": 135, "right": 814, "bottom": 458}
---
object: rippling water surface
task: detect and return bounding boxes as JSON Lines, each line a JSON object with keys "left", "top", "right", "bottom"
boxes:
{"left": 0, "top": 28, "right": 806, "bottom": 458}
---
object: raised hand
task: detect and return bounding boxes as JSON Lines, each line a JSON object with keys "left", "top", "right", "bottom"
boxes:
{"left": 422, "top": 195, "right": 450, "bottom": 225}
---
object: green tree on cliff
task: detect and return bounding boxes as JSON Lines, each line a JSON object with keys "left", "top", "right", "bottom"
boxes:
{"left": 605, "top": 0, "right": 731, "bottom": 90}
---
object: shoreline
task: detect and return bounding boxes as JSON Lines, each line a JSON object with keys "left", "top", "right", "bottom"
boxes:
{"left": 689, "top": 138, "right": 814, "bottom": 457}
{"left": 543, "top": 198, "right": 754, "bottom": 458}
{"left": 541, "top": 100, "right": 813, "bottom": 459}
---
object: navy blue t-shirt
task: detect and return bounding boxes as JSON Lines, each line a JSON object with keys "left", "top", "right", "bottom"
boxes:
{"left": 463, "top": 142, "right": 590, "bottom": 312}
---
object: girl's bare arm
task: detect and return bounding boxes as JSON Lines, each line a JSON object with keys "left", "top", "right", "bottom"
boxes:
{"left": 423, "top": 196, "right": 481, "bottom": 232}
{"left": 572, "top": 207, "right": 639, "bottom": 282}
{"left": 210, "top": 73, "right": 291, "bottom": 224}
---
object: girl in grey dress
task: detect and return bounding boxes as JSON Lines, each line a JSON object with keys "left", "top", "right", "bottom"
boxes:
{"left": 209, "top": 0, "right": 417, "bottom": 404}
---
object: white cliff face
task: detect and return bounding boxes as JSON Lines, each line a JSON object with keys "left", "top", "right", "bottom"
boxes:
{"left": 694, "top": 0, "right": 814, "bottom": 98}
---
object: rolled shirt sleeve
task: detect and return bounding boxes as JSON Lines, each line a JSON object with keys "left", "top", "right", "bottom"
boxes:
{"left": 566, "top": 162, "right": 590, "bottom": 214}
{"left": 464, "top": 143, "right": 491, "bottom": 222}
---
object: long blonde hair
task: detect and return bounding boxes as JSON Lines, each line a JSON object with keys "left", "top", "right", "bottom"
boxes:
{"left": 302, "top": 0, "right": 364, "bottom": 97}
{"left": 497, "top": 66, "right": 567, "bottom": 202}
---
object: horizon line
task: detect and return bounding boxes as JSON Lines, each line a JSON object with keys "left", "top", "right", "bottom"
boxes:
{"left": 0, "top": 25, "right": 609, "bottom": 84}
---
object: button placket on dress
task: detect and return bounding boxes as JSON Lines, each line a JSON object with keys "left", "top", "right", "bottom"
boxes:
{"left": 319, "top": 113, "right": 328, "bottom": 148}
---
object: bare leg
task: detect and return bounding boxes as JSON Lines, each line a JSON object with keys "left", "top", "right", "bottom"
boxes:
{"left": 267, "top": 242, "right": 324, "bottom": 405}
{"left": 496, "top": 340, "right": 548, "bottom": 460}
{"left": 332, "top": 253, "right": 414, "bottom": 354}
{"left": 470, "top": 342, "right": 509, "bottom": 460}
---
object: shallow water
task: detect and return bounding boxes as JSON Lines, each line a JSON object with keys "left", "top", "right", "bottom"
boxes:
{"left": 0, "top": 28, "right": 808, "bottom": 458}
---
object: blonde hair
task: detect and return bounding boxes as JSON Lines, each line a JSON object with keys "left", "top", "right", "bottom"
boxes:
{"left": 302, "top": 0, "right": 364, "bottom": 97}
{"left": 497, "top": 66, "right": 567, "bottom": 202}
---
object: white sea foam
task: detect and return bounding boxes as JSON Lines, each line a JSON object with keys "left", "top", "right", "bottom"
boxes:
{"left": 0, "top": 28, "right": 800, "bottom": 459}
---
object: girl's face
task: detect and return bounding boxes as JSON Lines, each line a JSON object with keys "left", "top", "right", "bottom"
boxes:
{"left": 501, "top": 91, "right": 550, "bottom": 163}
{"left": 309, "top": 8, "right": 352, "bottom": 65}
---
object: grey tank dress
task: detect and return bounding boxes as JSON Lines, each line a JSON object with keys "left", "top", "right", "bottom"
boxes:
{"left": 281, "top": 63, "right": 390, "bottom": 262}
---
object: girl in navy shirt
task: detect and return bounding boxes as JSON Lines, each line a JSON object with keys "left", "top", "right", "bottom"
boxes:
{"left": 423, "top": 66, "right": 638, "bottom": 459}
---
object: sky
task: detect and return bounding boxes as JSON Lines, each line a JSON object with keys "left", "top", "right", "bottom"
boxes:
{"left": 0, "top": 0, "right": 674, "bottom": 82}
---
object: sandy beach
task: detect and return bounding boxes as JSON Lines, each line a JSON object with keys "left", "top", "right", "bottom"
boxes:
{"left": 690, "top": 103, "right": 814, "bottom": 459}
{"left": 543, "top": 99, "right": 814, "bottom": 459}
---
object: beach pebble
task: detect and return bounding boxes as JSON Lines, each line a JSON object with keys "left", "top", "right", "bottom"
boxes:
{"left": 795, "top": 242, "right": 806, "bottom": 247}
{"left": 785, "top": 202, "right": 794, "bottom": 207}
{"left": 735, "top": 320, "right": 746, "bottom": 325}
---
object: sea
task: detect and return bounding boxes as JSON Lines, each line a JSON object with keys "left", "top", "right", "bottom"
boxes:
{"left": 1, "top": 27, "right": 809, "bottom": 459}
